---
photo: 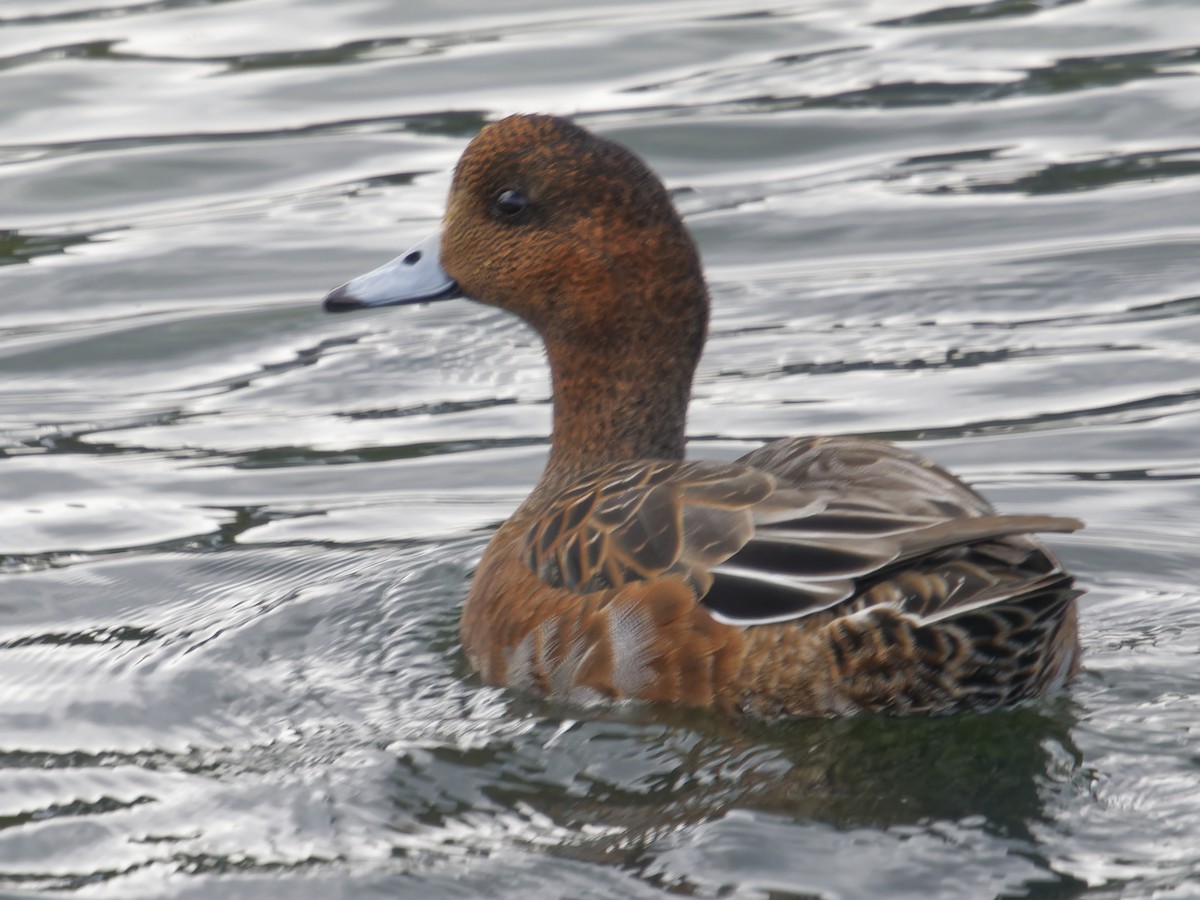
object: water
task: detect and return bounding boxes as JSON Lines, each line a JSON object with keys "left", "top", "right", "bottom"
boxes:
{"left": 1, "top": 0, "right": 1198, "bottom": 896}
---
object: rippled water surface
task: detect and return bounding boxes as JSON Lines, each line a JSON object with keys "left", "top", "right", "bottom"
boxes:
{"left": 2, "top": 0, "right": 1199, "bottom": 897}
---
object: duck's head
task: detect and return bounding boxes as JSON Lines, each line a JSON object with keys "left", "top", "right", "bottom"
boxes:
{"left": 324, "top": 114, "right": 708, "bottom": 352}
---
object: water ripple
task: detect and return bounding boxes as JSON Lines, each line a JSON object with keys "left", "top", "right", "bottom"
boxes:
{"left": 1, "top": 0, "right": 1199, "bottom": 896}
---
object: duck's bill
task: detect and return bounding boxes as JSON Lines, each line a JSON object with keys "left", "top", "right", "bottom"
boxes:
{"left": 323, "top": 231, "right": 461, "bottom": 312}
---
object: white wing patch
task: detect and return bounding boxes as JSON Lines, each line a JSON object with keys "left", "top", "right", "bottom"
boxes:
{"left": 606, "top": 602, "right": 656, "bottom": 697}
{"left": 547, "top": 621, "right": 589, "bottom": 699}
{"left": 501, "top": 605, "right": 657, "bottom": 703}
{"left": 504, "top": 628, "right": 539, "bottom": 690}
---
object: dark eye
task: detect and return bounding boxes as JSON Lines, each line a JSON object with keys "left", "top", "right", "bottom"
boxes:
{"left": 493, "top": 188, "right": 529, "bottom": 220}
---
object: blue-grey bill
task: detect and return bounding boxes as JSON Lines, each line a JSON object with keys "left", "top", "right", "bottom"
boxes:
{"left": 323, "top": 231, "right": 460, "bottom": 312}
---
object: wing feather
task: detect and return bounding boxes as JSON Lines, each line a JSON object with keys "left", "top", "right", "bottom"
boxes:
{"left": 523, "top": 437, "right": 1082, "bottom": 629}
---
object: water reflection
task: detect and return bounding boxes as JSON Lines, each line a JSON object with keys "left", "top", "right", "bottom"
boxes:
{"left": 380, "top": 699, "right": 1085, "bottom": 897}
{"left": 0, "top": 227, "right": 96, "bottom": 266}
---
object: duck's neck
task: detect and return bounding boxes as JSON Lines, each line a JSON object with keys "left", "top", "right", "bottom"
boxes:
{"left": 533, "top": 299, "right": 706, "bottom": 499}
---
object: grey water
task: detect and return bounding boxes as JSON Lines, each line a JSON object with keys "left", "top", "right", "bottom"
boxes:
{"left": 1, "top": 0, "right": 1199, "bottom": 897}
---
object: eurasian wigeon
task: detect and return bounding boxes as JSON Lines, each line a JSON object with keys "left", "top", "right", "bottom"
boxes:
{"left": 324, "top": 114, "right": 1082, "bottom": 717}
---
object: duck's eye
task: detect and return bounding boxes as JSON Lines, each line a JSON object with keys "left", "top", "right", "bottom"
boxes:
{"left": 493, "top": 188, "right": 529, "bottom": 220}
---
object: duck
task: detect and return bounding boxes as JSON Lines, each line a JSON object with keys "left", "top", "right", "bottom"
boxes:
{"left": 323, "top": 113, "right": 1082, "bottom": 718}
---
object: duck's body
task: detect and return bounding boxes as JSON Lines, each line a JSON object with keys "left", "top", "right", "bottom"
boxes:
{"left": 325, "top": 114, "right": 1082, "bottom": 718}
{"left": 463, "top": 437, "right": 1079, "bottom": 717}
